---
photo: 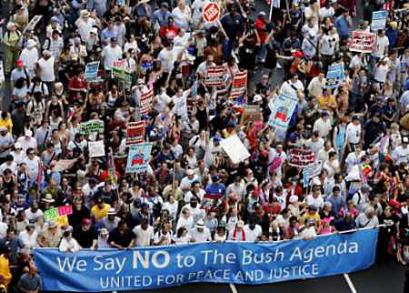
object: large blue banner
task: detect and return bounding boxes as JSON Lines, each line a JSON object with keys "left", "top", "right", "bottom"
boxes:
{"left": 34, "top": 228, "right": 378, "bottom": 292}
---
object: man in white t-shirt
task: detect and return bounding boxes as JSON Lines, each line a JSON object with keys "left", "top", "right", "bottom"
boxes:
{"left": 131, "top": 218, "right": 154, "bottom": 247}
{"left": 36, "top": 50, "right": 55, "bottom": 83}
{"left": 346, "top": 116, "right": 362, "bottom": 145}
{"left": 102, "top": 38, "right": 123, "bottom": 71}
{"left": 372, "top": 30, "right": 389, "bottom": 59}
{"left": 158, "top": 42, "right": 176, "bottom": 75}
{"left": 243, "top": 221, "right": 263, "bottom": 242}
{"left": 313, "top": 112, "right": 332, "bottom": 138}
{"left": 392, "top": 137, "right": 409, "bottom": 164}
{"left": 190, "top": 220, "right": 211, "bottom": 243}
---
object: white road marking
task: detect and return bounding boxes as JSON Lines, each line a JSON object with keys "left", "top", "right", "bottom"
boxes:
{"left": 229, "top": 283, "right": 238, "bottom": 293}
{"left": 343, "top": 273, "right": 358, "bottom": 293}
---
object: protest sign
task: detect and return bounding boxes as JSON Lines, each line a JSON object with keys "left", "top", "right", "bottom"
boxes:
{"left": 349, "top": 31, "right": 376, "bottom": 53}
{"left": 302, "top": 161, "right": 323, "bottom": 187}
{"left": 325, "top": 64, "right": 345, "bottom": 89}
{"left": 112, "top": 60, "right": 132, "bottom": 85}
{"left": 205, "top": 66, "right": 226, "bottom": 87}
{"left": 80, "top": 120, "right": 104, "bottom": 135}
{"left": 126, "top": 143, "right": 153, "bottom": 173}
{"left": 140, "top": 88, "right": 154, "bottom": 115}
{"left": 34, "top": 228, "right": 378, "bottom": 292}
{"left": 371, "top": 10, "right": 388, "bottom": 31}
{"left": 203, "top": 1, "right": 221, "bottom": 23}
{"left": 44, "top": 205, "right": 73, "bottom": 222}
{"left": 220, "top": 134, "right": 250, "bottom": 164}
{"left": 84, "top": 61, "right": 100, "bottom": 81}
{"left": 230, "top": 70, "right": 248, "bottom": 99}
{"left": 240, "top": 105, "right": 263, "bottom": 125}
{"left": 126, "top": 121, "right": 145, "bottom": 145}
{"left": 288, "top": 148, "right": 316, "bottom": 168}
{"left": 53, "top": 159, "right": 77, "bottom": 172}
{"left": 88, "top": 140, "right": 106, "bottom": 158}
{"left": 44, "top": 208, "right": 59, "bottom": 222}
{"left": 268, "top": 91, "right": 298, "bottom": 130}
{"left": 24, "top": 15, "right": 42, "bottom": 32}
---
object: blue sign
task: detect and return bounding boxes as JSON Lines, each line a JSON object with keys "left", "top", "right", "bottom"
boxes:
{"left": 126, "top": 142, "right": 152, "bottom": 173}
{"left": 34, "top": 228, "right": 378, "bottom": 292}
{"left": 326, "top": 64, "right": 345, "bottom": 89}
{"left": 84, "top": 61, "right": 100, "bottom": 81}
{"left": 268, "top": 91, "right": 298, "bottom": 130}
{"left": 371, "top": 10, "right": 388, "bottom": 31}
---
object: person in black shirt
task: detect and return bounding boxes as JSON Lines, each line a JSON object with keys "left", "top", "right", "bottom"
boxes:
{"left": 108, "top": 220, "right": 133, "bottom": 249}
{"left": 68, "top": 197, "right": 91, "bottom": 228}
{"left": 72, "top": 218, "right": 97, "bottom": 249}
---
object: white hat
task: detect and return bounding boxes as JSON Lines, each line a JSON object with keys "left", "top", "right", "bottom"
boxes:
{"left": 107, "top": 208, "right": 117, "bottom": 215}
{"left": 42, "top": 193, "right": 55, "bottom": 203}
{"left": 196, "top": 219, "right": 205, "bottom": 228}
{"left": 15, "top": 142, "right": 22, "bottom": 149}
{"left": 186, "top": 169, "right": 194, "bottom": 176}
{"left": 27, "top": 39, "right": 36, "bottom": 49}
{"left": 237, "top": 220, "right": 244, "bottom": 228}
{"left": 90, "top": 28, "right": 98, "bottom": 35}
{"left": 253, "top": 94, "right": 263, "bottom": 102}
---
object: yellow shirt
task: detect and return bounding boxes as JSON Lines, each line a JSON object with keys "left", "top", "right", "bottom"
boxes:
{"left": 0, "top": 254, "right": 12, "bottom": 286}
{"left": 300, "top": 212, "right": 321, "bottom": 226}
{"left": 318, "top": 94, "right": 337, "bottom": 111}
{"left": 91, "top": 203, "right": 111, "bottom": 221}
{"left": 0, "top": 117, "right": 13, "bottom": 134}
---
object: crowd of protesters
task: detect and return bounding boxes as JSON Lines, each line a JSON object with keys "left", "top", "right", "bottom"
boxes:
{"left": 1, "top": 0, "right": 409, "bottom": 291}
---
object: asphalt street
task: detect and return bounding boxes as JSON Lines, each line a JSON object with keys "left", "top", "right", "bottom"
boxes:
{"left": 147, "top": 259, "right": 405, "bottom": 293}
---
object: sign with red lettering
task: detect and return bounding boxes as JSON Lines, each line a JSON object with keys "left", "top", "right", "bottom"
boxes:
{"left": 349, "top": 31, "right": 376, "bottom": 53}
{"left": 126, "top": 121, "right": 145, "bottom": 145}
{"left": 288, "top": 148, "right": 316, "bottom": 168}
{"left": 203, "top": 2, "right": 220, "bottom": 23}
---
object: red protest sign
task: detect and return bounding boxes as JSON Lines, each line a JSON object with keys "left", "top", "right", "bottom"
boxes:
{"left": 349, "top": 31, "right": 376, "bottom": 53}
{"left": 58, "top": 205, "right": 73, "bottom": 217}
{"left": 203, "top": 2, "right": 220, "bottom": 23}
{"left": 126, "top": 121, "right": 145, "bottom": 145}
{"left": 140, "top": 88, "right": 154, "bottom": 115}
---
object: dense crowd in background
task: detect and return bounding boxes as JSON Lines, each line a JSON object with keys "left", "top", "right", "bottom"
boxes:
{"left": 1, "top": 0, "right": 409, "bottom": 291}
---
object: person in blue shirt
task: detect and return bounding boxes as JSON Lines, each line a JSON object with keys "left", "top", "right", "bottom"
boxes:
{"left": 152, "top": 3, "right": 172, "bottom": 28}
{"left": 100, "top": 20, "right": 118, "bottom": 43}
{"left": 220, "top": 6, "right": 244, "bottom": 60}
{"left": 335, "top": 9, "right": 351, "bottom": 42}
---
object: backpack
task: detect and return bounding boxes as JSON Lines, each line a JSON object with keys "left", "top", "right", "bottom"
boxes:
{"left": 347, "top": 189, "right": 361, "bottom": 205}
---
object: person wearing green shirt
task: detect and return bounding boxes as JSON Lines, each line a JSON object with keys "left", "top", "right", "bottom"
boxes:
{"left": 2, "top": 22, "right": 21, "bottom": 75}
